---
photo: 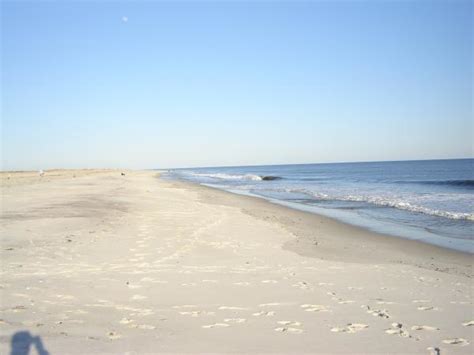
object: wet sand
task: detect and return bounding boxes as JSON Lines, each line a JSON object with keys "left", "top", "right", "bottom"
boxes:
{"left": 0, "top": 170, "right": 472, "bottom": 354}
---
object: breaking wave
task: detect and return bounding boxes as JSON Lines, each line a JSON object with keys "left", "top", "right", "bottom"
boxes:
{"left": 186, "top": 172, "right": 281, "bottom": 181}
{"left": 284, "top": 188, "right": 474, "bottom": 221}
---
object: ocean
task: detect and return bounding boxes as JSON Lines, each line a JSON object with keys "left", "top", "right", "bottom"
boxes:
{"left": 165, "top": 159, "right": 473, "bottom": 253}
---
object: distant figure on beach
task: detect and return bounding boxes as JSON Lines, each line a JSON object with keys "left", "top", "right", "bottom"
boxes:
{"left": 38, "top": 170, "right": 44, "bottom": 177}
{"left": 10, "top": 331, "right": 49, "bottom": 355}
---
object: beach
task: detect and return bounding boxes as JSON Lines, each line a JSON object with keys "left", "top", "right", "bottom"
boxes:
{"left": 0, "top": 170, "right": 472, "bottom": 354}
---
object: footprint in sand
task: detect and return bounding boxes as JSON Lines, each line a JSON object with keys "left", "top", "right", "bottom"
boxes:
{"left": 292, "top": 281, "right": 310, "bottom": 290}
{"left": 131, "top": 295, "right": 147, "bottom": 301}
{"left": 130, "top": 324, "right": 156, "bottom": 330}
{"left": 259, "top": 302, "right": 282, "bottom": 307}
{"left": 131, "top": 309, "right": 154, "bottom": 317}
{"left": 385, "top": 323, "right": 410, "bottom": 338}
{"left": 278, "top": 321, "right": 301, "bottom": 327}
{"left": 462, "top": 320, "right": 474, "bottom": 327}
{"left": 179, "top": 311, "right": 198, "bottom": 317}
{"left": 253, "top": 311, "right": 275, "bottom": 317}
{"left": 218, "top": 306, "right": 247, "bottom": 310}
{"left": 180, "top": 310, "right": 215, "bottom": 317}
{"left": 274, "top": 327, "right": 303, "bottom": 334}
{"left": 426, "top": 346, "right": 441, "bottom": 355}
{"left": 107, "top": 331, "right": 121, "bottom": 340}
{"left": 224, "top": 318, "right": 246, "bottom": 323}
{"left": 442, "top": 338, "right": 469, "bottom": 346}
{"left": 202, "top": 323, "right": 230, "bottom": 329}
{"left": 10, "top": 306, "right": 27, "bottom": 313}
{"left": 337, "top": 300, "right": 355, "bottom": 304}
{"left": 261, "top": 280, "right": 278, "bottom": 284}
{"left": 331, "top": 323, "right": 368, "bottom": 333}
{"left": 411, "top": 325, "right": 439, "bottom": 331}
{"left": 233, "top": 282, "right": 250, "bottom": 286}
{"left": 119, "top": 318, "right": 134, "bottom": 325}
{"left": 376, "top": 300, "right": 395, "bottom": 305}
{"left": 362, "top": 305, "right": 390, "bottom": 318}
{"left": 172, "top": 305, "right": 197, "bottom": 309}
{"left": 301, "top": 304, "right": 330, "bottom": 312}
{"left": 450, "top": 301, "right": 470, "bottom": 305}
{"left": 417, "top": 306, "right": 439, "bottom": 311}
{"left": 56, "top": 294, "right": 76, "bottom": 300}
{"left": 66, "top": 309, "right": 88, "bottom": 315}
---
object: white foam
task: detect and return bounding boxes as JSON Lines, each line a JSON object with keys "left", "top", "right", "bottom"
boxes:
{"left": 284, "top": 188, "right": 474, "bottom": 221}
{"left": 187, "top": 172, "right": 262, "bottom": 181}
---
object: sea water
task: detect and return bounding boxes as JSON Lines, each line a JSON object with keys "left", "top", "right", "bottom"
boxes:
{"left": 165, "top": 159, "right": 473, "bottom": 253}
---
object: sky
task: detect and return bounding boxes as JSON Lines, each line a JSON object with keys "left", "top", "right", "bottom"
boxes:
{"left": 1, "top": 0, "right": 472, "bottom": 170}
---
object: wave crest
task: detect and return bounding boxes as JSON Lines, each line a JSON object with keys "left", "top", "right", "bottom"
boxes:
{"left": 184, "top": 172, "right": 282, "bottom": 182}
{"left": 187, "top": 172, "right": 263, "bottom": 181}
{"left": 397, "top": 179, "right": 474, "bottom": 187}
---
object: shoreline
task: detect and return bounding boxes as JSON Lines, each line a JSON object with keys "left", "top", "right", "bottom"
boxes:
{"left": 167, "top": 177, "right": 473, "bottom": 254}
{"left": 167, "top": 178, "right": 472, "bottom": 278}
{"left": 166, "top": 159, "right": 473, "bottom": 254}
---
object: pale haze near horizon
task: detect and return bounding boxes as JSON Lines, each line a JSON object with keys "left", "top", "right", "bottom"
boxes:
{"left": 1, "top": 0, "right": 472, "bottom": 171}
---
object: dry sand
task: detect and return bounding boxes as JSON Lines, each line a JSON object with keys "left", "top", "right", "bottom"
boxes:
{"left": 0, "top": 170, "right": 472, "bottom": 354}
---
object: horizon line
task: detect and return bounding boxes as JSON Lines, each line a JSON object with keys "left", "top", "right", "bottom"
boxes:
{"left": 2, "top": 156, "right": 473, "bottom": 173}
{"left": 162, "top": 156, "right": 473, "bottom": 171}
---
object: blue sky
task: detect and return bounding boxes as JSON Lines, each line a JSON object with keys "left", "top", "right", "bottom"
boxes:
{"left": 2, "top": 0, "right": 472, "bottom": 170}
